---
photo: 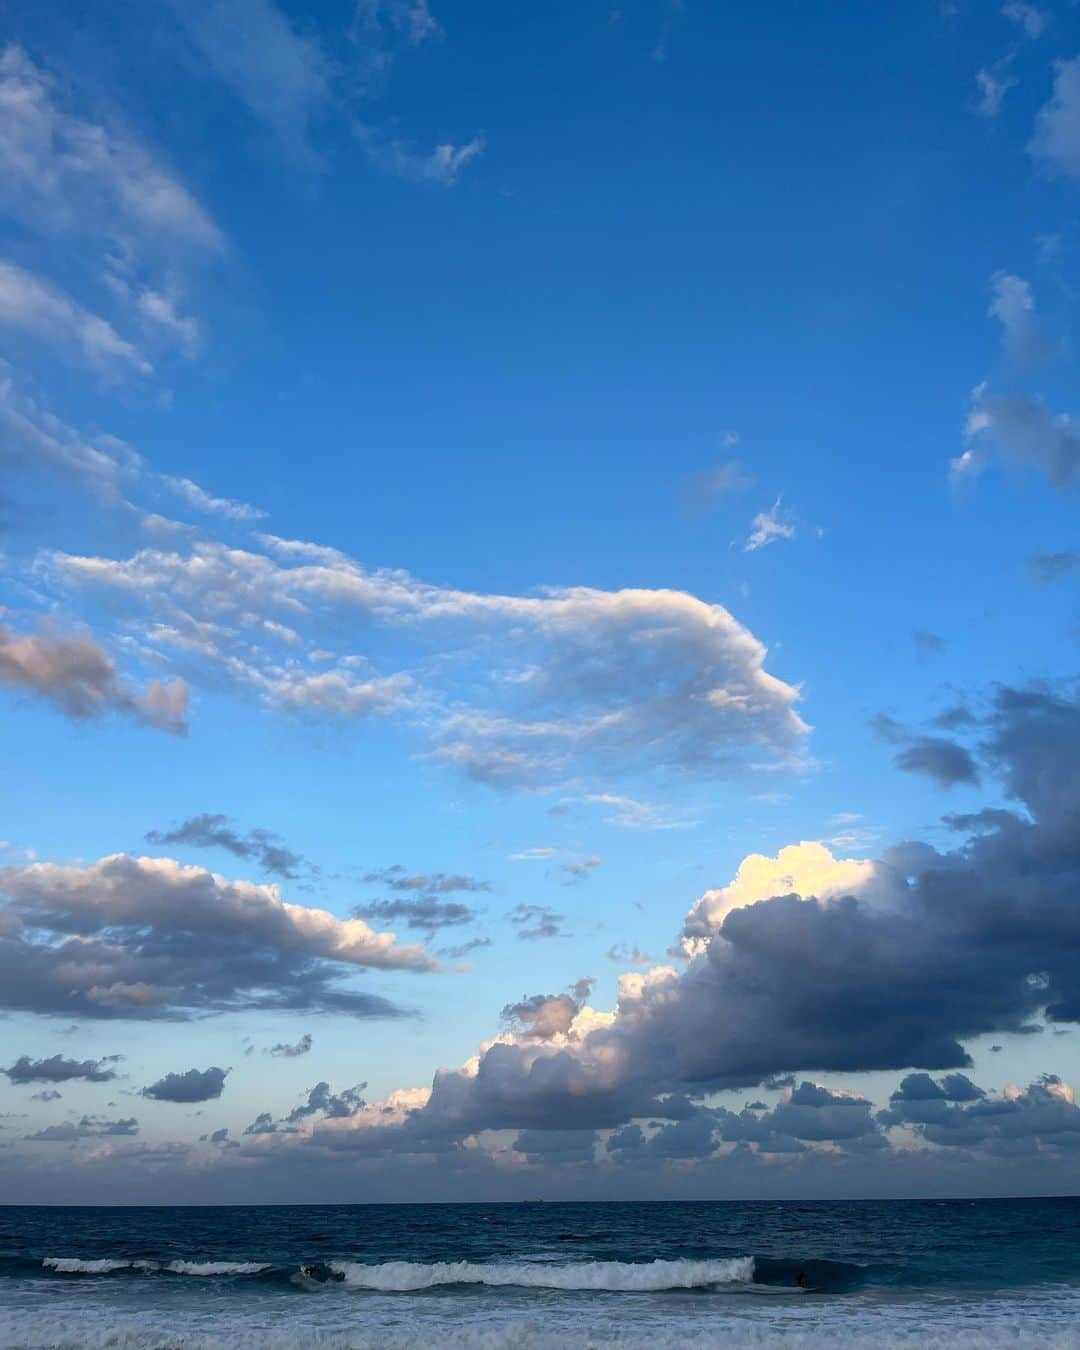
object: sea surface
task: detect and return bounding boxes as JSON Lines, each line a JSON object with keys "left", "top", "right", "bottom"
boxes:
{"left": 1, "top": 1197, "right": 1078, "bottom": 1348}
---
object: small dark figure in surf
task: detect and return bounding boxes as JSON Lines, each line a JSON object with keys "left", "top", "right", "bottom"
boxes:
{"left": 796, "top": 1270, "right": 808, "bottom": 1289}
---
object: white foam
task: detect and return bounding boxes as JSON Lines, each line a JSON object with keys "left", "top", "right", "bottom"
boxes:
{"left": 42, "top": 1259, "right": 157, "bottom": 1274}
{"left": 42, "top": 1258, "right": 269, "bottom": 1277}
{"left": 164, "top": 1262, "right": 271, "bottom": 1277}
{"left": 329, "top": 1256, "right": 755, "bottom": 1292}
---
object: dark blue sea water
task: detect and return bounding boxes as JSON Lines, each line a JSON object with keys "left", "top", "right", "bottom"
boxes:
{"left": 1, "top": 1197, "right": 1079, "bottom": 1347}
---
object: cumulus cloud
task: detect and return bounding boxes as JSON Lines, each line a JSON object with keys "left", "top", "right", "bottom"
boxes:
{"left": 268, "top": 1033, "right": 312, "bottom": 1058}
{"left": 4, "top": 1054, "right": 121, "bottom": 1085}
{"left": 1030, "top": 56, "right": 1080, "bottom": 179}
{"left": 0, "top": 852, "right": 434, "bottom": 1019}
{"left": 290, "top": 684, "right": 1080, "bottom": 1156}
{"left": 0, "top": 620, "right": 188, "bottom": 733}
{"left": 142, "top": 1066, "right": 228, "bottom": 1103}
{"left": 881, "top": 1072, "right": 1080, "bottom": 1153}
{"left": 50, "top": 536, "right": 809, "bottom": 788}
{"left": 145, "top": 814, "right": 308, "bottom": 879}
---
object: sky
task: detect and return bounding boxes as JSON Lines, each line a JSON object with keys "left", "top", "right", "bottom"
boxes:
{"left": 1, "top": 0, "right": 1080, "bottom": 1204}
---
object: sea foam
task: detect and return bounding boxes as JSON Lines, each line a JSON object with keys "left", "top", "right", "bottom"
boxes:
{"left": 329, "top": 1256, "right": 755, "bottom": 1291}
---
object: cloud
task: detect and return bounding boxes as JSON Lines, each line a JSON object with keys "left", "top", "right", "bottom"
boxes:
{"left": 352, "top": 897, "right": 478, "bottom": 932}
{"left": 744, "top": 499, "right": 796, "bottom": 552}
{"left": 0, "top": 620, "right": 188, "bottom": 734}
{"left": 297, "top": 683, "right": 1080, "bottom": 1154}
{"left": 0, "top": 46, "right": 222, "bottom": 251}
{"left": 0, "top": 259, "right": 151, "bottom": 379}
{"left": 0, "top": 852, "right": 435, "bottom": 1019}
{"left": 1030, "top": 56, "right": 1080, "bottom": 178}
{"left": 4, "top": 1054, "right": 121, "bottom": 1085}
{"left": 872, "top": 714, "right": 979, "bottom": 787}
{"left": 893, "top": 736, "right": 980, "bottom": 787}
{"left": 25, "top": 1115, "right": 138, "bottom": 1142}
{"left": 268, "top": 1033, "right": 312, "bottom": 1058}
{"left": 143, "top": 1066, "right": 228, "bottom": 1103}
{"left": 360, "top": 866, "right": 491, "bottom": 895}
{"left": 579, "top": 794, "right": 697, "bottom": 831}
{"left": 912, "top": 630, "right": 946, "bottom": 660}
{"left": 681, "top": 459, "right": 752, "bottom": 515}
{"left": 145, "top": 814, "right": 308, "bottom": 879}
{"left": 975, "top": 62, "right": 1017, "bottom": 118}
{"left": 965, "top": 388, "right": 1080, "bottom": 489}
{"left": 1029, "top": 550, "right": 1080, "bottom": 584}
{"left": 160, "top": 476, "right": 265, "bottom": 522}
{"left": 168, "top": 0, "right": 331, "bottom": 163}
{"left": 51, "top": 536, "right": 809, "bottom": 788}
{"left": 509, "top": 904, "right": 568, "bottom": 941}
{"left": 1001, "top": 2, "right": 1049, "bottom": 39}
{"left": 988, "top": 272, "right": 1043, "bottom": 364}
{"left": 560, "top": 855, "right": 602, "bottom": 883}
{"left": 881, "top": 1073, "right": 1080, "bottom": 1153}
{"left": 355, "top": 128, "right": 484, "bottom": 186}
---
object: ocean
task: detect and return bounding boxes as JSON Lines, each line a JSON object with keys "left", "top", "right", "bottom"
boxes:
{"left": 0, "top": 1197, "right": 1078, "bottom": 1348}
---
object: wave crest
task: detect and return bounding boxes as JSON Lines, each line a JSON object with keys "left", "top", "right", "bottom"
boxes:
{"left": 329, "top": 1256, "right": 755, "bottom": 1292}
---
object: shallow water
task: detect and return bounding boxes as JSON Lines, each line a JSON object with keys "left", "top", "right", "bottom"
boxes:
{"left": 1, "top": 1197, "right": 1078, "bottom": 1347}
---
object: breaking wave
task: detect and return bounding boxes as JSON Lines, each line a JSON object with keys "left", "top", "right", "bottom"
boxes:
{"left": 42, "top": 1258, "right": 271, "bottom": 1277}
{"left": 328, "top": 1256, "right": 755, "bottom": 1292}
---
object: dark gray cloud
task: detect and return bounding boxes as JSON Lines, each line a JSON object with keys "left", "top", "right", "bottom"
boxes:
{"left": 31, "top": 1089, "right": 62, "bottom": 1101}
{"left": 244, "top": 1079, "right": 367, "bottom": 1135}
{"left": 509, "top": 904, "right": 568, "bottom": 941}
{"left": 303, "top": 684, "right": 1080, "bottom": 1148}
{"left": 0, "top": 852, "right": 432, "bottom": 1020}
{"left": 351, "top": 897, "right": 478, "bottom": 932}
{"left": 881, "top": 1073, "right": 1080, "bottom": 1152}
{"left": 142, "top": 1066, "right": 228, "bottom": 1103}
{"left": 440, "top": 937, "right": 492, "bottom": 960}
{"left": 268, "top": 1033, "right": 312, "bottom": 1058}
{"left": 4, "top": 1053, "right": 122, "bottom": 1084}
{"left": 361, "top": 866, "right": 491, "bottom": 895}
{"left": 932, "top": 705, "right": 979, "bottom": 732}
{"left": 0, "top": 621, "right": 188, "bottom": 734}
{"left": 145, "top": 814, "right": 308, "bottom": 879}
{"left": 1029, "top": 550, "right": 1080, "bottom": 584}
{"left": 894, "top": 735, "right": 980, "bottom": 787}
{"left": 26, "top": 1114, "right": 138, "bottom": 1141}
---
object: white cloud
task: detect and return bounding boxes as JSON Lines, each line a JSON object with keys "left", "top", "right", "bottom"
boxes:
{"left": 1030, "top": 56, "right": 1080, "bottom": 178}
{"left": 975, "top": 63, "right": 1017, "bottom": 118}
{"left": 356, "top": 128, "right": 484, "bottom": 186}
{"left": 744, "top": 498, "right": 796, "bottom": 552}
{"left": 0, "top": 260, "right": 150, "bottom": 378}
{"left": 49, "top": 537, "right": 810, "bottom": 786}
{"left": 0, "top": 46, "right": 222, "bottom": 251}
{"left": 160, "top": 475, "right": 266, "bottom": 522}
{"left": 1001, "top": 2, "right": 1049, "bottom": 39}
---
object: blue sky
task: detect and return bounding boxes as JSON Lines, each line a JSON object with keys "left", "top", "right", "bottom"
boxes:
{"left": 1, "top": 0, "right": 1080, "bottom": 1202}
